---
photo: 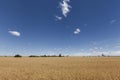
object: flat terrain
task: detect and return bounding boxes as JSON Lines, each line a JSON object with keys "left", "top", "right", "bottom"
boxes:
{"left": 0, "top": 57, "right": 120, "bottom": 80}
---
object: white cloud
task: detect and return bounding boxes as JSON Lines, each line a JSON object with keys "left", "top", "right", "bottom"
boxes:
{"left": 55, "top": 15, "right": 62, "bottom": 20}
{"left": 8, "top": 31, "right": 21, "bottom": 37}
{"left": 74, "top": 28, "right": 81, "bottom": 34}
{"left": 59, "top": 0, "right": 71, "bottom": 17}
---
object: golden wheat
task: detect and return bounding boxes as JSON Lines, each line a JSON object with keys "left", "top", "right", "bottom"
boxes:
{"left": 0, "top": 57, "right": 120, "bottom": 80}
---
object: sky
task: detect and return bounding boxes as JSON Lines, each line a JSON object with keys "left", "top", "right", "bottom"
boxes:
{"left": 0, "top": 0, "right": 120, "bottom": 56}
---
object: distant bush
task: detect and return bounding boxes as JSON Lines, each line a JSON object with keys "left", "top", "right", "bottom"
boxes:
{"left": 14, "top": 54, "right": 22, "bottom": 57}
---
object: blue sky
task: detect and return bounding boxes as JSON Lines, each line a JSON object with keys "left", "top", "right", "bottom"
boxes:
{"left": 0, "top": 0, "right": 120, "bottom": 56}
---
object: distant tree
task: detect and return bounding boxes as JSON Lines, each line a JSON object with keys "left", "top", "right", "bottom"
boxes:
{"left": 29, "top": 55, "right": 39, "bottom": 57}
{"left": 14, "top": 54, "right": 22, "bottom": 57}
{"left": 41, "top": 55, "right": 47, "bottom": 57}
{"left": 102, "top": 54, "right": 105, "bottom": 57}
{"left": 59, "top": 54, "right": 62, "bottom": 57}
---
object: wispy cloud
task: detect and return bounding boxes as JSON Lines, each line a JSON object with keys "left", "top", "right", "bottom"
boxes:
{"left": 84, "top": 24, "right": 87, "bottom": 27}
{"left": 97, "top": 50, "right": 120, "bottom": 56}
{"left": 110, "top": 19, "right": 117, "bottom": 24}
{"left": 8, "top": 30, "right": 21, "bottom": 37}
{"left": 111, "top": 50, "right": 120, "bottom": 55}
{"left": 55, "top": 15, "right": 62, "bottom": 20}
{"left": 74, "top": 28, "right": 81, "bottom": 34}
{"left": 114, "top": 45, "right": 120, "bottom": 48}
{"left": 59, "top": 0, "right": 71, "bottom": 17}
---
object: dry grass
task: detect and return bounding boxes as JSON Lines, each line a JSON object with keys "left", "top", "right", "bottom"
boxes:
{"left": 0, "top": 57, "right": 120, "bottom": 80}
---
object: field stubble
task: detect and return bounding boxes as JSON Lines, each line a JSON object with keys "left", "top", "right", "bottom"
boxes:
{"left": 0, "top": 57, "right": 120, "bottom": 80}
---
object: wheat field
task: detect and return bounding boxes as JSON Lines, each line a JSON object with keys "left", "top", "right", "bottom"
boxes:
{"left": 0, "top": 57, "right": 120, "bottom": 80}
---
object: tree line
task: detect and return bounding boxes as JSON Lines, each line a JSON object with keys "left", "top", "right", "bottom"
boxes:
{"left": 14, "top": 54, "right": 67, "bottom": 57}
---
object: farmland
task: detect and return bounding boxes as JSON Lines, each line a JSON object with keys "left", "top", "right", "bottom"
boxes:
{"left": 0, "top": 57, "right": 120, "bottom": 80}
